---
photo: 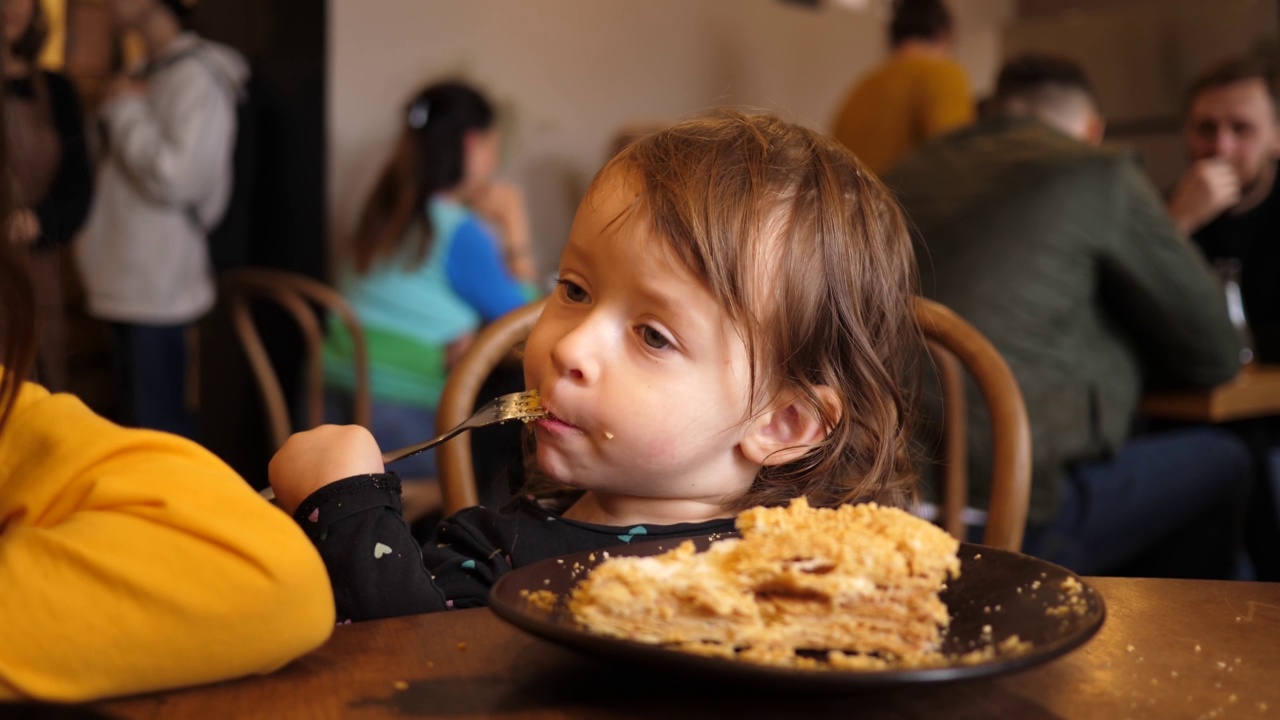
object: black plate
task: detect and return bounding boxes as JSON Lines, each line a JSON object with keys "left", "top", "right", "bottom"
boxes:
{"left": 489, "top": 537, "right": 1106, "bottom": 690}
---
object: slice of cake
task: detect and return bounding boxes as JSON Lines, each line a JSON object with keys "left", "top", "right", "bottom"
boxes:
{"left": 568, "top": 498, "right": 961, "bottom": 662}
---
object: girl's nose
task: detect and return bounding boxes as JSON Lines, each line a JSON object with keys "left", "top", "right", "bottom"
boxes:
{"left": 550, "top": 315, "right": 603, "bottom": 385}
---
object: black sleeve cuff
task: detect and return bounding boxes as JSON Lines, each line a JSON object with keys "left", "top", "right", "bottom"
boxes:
{"left": 293, "top": 472, "right": 404, "bottom": 536}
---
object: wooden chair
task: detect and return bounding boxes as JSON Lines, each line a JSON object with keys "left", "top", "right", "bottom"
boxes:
{"left": 223, "top": 267, "right": 443, "bottom": 520}
{"left": 436, "top": 297, "right": 1032, "bottom": 552}
{"left": 437, "top": 299, "right": 546, "bottom": 515}
{"left": 222, "top": 268, "right": 372, "bottom": 451}
{"left": 916, "top": 297, "right": 1032, "bottom": 551}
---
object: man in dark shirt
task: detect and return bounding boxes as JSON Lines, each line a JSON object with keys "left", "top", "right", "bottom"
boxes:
{"left": 1168, "top": 55, "right": 1280, "bottom": 579}
{"left": 1169, "top": 55, "right": 1280, "bottom": 362}
{"left": 887, "top": 54, "right": 1251, "bottom": 579}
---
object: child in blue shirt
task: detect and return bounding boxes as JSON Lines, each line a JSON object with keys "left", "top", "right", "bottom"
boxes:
{"left": 325, "top": 80, "right": 537, "bottom": 482}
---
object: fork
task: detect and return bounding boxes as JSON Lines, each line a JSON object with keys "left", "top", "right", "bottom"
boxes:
{"left": 381, "top": 389, "right": 547, "bottom": 465}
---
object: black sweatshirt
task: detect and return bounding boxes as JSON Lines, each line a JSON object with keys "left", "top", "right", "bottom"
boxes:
{"left": 293, "top": 473, "right": 737, "bottom": 622}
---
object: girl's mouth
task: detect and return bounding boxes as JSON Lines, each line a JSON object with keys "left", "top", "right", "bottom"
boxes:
{"left": 535, "top": 406, "right": 582, "bottom": 433}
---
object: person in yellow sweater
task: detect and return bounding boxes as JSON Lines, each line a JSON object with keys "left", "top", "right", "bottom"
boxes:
{"left": 0, "top": 121, "right": 335, "bottom": 700}
{"left": 830, "top": 0, "right": 975, "bottom": 175}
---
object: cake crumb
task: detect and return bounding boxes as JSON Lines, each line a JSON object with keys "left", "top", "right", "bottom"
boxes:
{"left": 604, "top": 430, "right": 615, "bottom": 440}
{"left": 393, "top": 680, "right": 409, "bottom": 691}
{"left": 519, "top": 589, "right": 559, "bottom": 611}
{"left": 456, "top": 642, "right": 467, "bottom": 651}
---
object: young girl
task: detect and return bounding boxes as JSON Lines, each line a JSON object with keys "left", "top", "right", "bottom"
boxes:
{"left": 271, "top": 110, "right": 922, "bottom": 622}
{"left": 324, "top": 80, "right": 538, "bottom": 483}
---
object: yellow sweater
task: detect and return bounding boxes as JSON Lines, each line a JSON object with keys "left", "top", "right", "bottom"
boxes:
{"left": 830, "top": 53, "right": 975, "bottom": 175}
{"left": 0, "top": 382, "right": 335, "bottom": 702}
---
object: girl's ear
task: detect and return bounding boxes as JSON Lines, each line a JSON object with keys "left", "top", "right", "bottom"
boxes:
{"left": 740, "top": 386, "right": 841, "bottom": 467}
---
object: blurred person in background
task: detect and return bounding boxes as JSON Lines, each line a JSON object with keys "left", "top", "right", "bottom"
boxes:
{"left": 886, "top": 54, "right": 1251, "bottom": 579}
{"left": 323, "top": 80, "right": 538, "bottom": 505}
{"left": 75, "top": 0, "right": 246, "bottom": 439}
{"left": 1168, "top": 55, "right": 1280, "bottom": 580}
{"left": 3, "top": 0, "right": 92, "bottom": 391}
{"left": 1169, "top": 55, "right": 1280, "bottom": 362}
{"left": 830, "top": 0, "right": 974, "bottom": 175}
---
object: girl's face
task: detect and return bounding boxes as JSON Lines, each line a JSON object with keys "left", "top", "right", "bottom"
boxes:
{"left": 460, "top": 128, "right": 500, "bottom": 194}
{"left": 107, "top": 0, "right": 153, "bottom": 29}
{"left": 2, "top": 0, "right": 34, "bottom": 46}
{"left": 522, "top": 168, "right": 764, "bottom": 520}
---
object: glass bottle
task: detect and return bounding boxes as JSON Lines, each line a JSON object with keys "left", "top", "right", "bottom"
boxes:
{"left": 1215, "top": 258, "right": 1255, "bottom": 366}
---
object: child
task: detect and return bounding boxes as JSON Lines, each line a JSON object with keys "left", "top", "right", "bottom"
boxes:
{"left": 269, "top": 110, "right": 922, "bottom": 622}
{"left": 323, "top": 80, "right": 538, "bottom": 484}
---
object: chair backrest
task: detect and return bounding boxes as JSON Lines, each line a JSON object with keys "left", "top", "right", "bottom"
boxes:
{"left": 915, "top": 297, "right": 1031, "bottom": 551}
{"left": 437, "top": 299, "right": 546, "bottom": 515}
{"left": 437, "top": 297, "right": 1031, "bottom": 552}
{"left": 222, "top": 268, "right": 371, "bottom": 450}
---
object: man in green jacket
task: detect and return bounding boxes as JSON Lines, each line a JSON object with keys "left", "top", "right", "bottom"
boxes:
{"left": 885, "top": 54, "right": 1251, "bottom": 578}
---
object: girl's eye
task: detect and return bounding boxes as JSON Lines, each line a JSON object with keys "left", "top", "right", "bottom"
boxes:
{"left": 640, "top": 326, "right": 671, "bottom": 350}
{"left": 558, "top": 279, "right": 589, "bottom": 303}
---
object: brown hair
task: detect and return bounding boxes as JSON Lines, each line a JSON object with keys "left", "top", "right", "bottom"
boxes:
{"left": 0, "top": 54, "right": 38, "bottom": 430}
{"left": 599, "top": 110, "right": 922, "bottom": 511}
{"left": 350, "top": 81, "right": 494, "bottom": 274}
{"left": 1186, "top": 54, "right": 1279, "bottom": 114}
{"left": 890, "top": 0, "right": 953, "bottom": 48}
{"left": 8, "top": 0, "right": 48, "bottom": 65}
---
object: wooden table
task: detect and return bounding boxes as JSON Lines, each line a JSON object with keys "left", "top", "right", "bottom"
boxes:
{"left": 94, "top": 577, "right": 1280, "bottom": 720}
{"left": 1141, "top": 365, "right": 1280, "bottom": 423}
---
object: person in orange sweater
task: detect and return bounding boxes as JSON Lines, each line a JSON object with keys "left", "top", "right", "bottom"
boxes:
{"left": 830, "top": 0, "right": 974, "bottom": 175}
{"left": 0, "top": 118, "right": 335, "bottom": 700}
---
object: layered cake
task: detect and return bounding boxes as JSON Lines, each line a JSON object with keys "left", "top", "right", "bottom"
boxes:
{"left": 568, "top": 497, "right": 961, "bottom": 662}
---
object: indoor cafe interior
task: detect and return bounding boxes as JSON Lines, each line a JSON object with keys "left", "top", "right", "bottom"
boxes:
{"left": 2, "top": 0, "right": 1279, "bottom": 718}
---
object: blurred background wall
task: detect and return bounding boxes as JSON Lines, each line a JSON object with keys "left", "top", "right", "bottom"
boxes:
{"left": 1007, "top": 0, "right": 1279, "bottom": 190}
{"left": 328, "top": 0, "right": 1016, "bottom": 282}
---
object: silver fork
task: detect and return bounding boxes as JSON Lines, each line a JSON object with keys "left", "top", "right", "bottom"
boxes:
{"left": 381, "top": 389, "right": 546, "bottom": 465}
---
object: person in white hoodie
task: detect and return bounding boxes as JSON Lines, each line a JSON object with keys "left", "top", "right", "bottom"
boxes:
{"left": 77, "top": 0, "right": 247, "bottom": 439}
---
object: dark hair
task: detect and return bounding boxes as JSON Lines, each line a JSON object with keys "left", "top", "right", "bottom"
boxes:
{"left": 995, "top": 53, "right": 1095, "bottom": 104}
{"left": 890, "top": 0, "right": 953, "bottom": 47}
{"left": 159, "top": 0, "right": 198, "bottom": 19}
{"left": 598, "top": 111, "right": 923, "bottom": 511}
{"left": 1185, "top": 54, "right": 1279, "bottom": 113}
{"left": 8, "top": 0, "right": 48, "bottom": 65}
{"left": 351, "top": 80, "right": 495, "bottom": 274}
{"left": 0, "top": 54, "right": 37, "bottom": 431}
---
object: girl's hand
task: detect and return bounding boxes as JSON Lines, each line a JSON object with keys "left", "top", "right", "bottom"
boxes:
{"left": 268, "top": 425, "right": 385, "bottom": 514}
{"left": 470, "top": 181, "right": 536, "bottom": 281}
{"left": 469, "top": 181, "right": 526, "bottom": 227}
{"left": 101, "top": 75, "right": 147, "bottom": 105}
{"left": 7, "top": 209, "right": 40, "bottom": 245}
